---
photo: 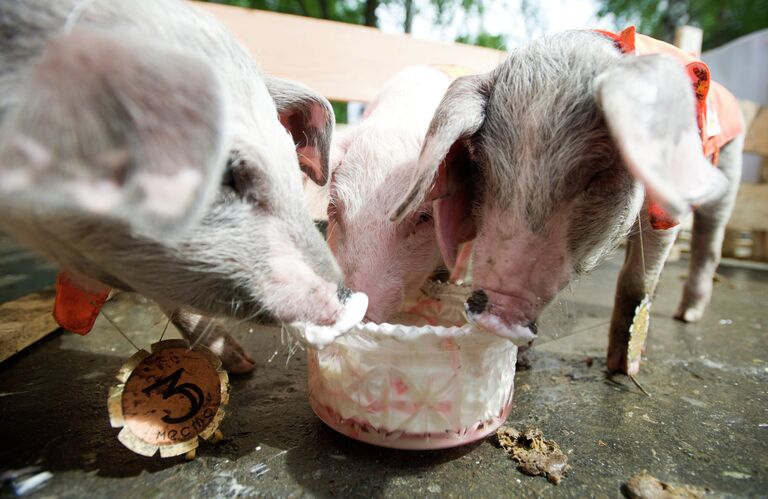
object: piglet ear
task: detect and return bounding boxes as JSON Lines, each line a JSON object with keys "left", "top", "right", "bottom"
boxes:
{"left": 390, "top": 72, "right": 492, "bottom": 269}
{"left": 391, "top": 73, "right": 491, "bottom": 222}
{"left": 0, "top": 29, "right": 228, "bottom": 237}
{"left": 596, "top": 54, "right": 728, "bottom": 218}
{"left": 264, "top": 76, "right": 335, "bottom": 186}
{"left": 329, "top": 126, "right": 354, "bottom": 174}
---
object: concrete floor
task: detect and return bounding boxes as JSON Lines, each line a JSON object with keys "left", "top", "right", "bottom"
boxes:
{"left": 0, "top": 237, "right": 766, "bottom": 498}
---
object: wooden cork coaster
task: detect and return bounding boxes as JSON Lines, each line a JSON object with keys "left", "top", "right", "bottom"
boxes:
{"left": 108, "top": 339, "right": 229, "bottom": 458}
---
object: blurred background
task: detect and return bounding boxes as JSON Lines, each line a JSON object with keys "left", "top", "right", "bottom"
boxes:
{"left": 200, "top": 0, "right": 767, "bottom": 52}
{"left": 194, "top": 0, "right": 765, "bottom": 254}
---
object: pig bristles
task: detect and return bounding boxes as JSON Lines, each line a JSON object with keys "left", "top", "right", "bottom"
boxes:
{"left": 279, "top": 324, "right": 304, "bottom": 368}
{"left": 325, "top": 210, "right": 338, "bottom": 242}
{"left": 189, "top": 315, "right": 217, "bottom": 350}
{"left": 158, "top": 318, "right": 171, "bottom": 342}
{"left": 229, "top": 297, "right": 241, "bottom": 319}
{"left": 223, "top": 299, "right": 269, "bottom": 332}
{"left": 63, "top": 0, "right": 95, "bottom": 32}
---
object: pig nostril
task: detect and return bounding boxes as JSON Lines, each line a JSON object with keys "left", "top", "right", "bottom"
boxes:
{"left": 429, "top": 266, "right": 451, "bottom": 282}
{"left": 466, "top": 290, "right": 489, "bottom": 315}
{"left": 336, "top": 285, "right": 352, "bottom": 304}
{"left": 526, "top": 321, "right": 539, "bottom": 336}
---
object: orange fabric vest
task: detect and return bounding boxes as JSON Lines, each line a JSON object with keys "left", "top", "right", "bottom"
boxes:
{"left": 594, "top": 26, "right": 744, "bottom": 229}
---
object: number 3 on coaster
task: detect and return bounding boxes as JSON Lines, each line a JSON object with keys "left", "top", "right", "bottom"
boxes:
{"left": 108, "top": 339, "right": 230, "bottom": 458}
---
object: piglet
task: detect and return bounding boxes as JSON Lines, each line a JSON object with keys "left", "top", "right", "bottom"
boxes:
{"left": 392, "top": 30, "right": 743, "bottom": 374}
{"left": 0, "top": 0, "right": 366, "bottom": 372}
{"left": 328, "top": 66, "right": 456, "bottom": 322}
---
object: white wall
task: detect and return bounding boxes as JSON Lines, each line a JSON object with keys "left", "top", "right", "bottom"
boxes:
{"left": 703, "top": 29, "right": 768, "bottom": 182}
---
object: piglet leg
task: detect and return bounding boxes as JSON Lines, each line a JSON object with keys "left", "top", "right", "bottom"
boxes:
{"left": 166, "top": 308, "right": 256, "bottom": 374}
{"left": 608, "top": 210, "right": 678, "bottom": 374}
{"left": 675, "top": 134, "right": 744, "bottom": 322}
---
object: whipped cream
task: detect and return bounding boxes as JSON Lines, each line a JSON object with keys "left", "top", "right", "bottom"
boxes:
{"left": 287, "top": 291, "right": 368, "bottom": 349}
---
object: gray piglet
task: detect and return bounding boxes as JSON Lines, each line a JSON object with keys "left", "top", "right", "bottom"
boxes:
{"left": 393, "top": 30, "right": 743, "bottom": 374}
{"left": 0, "top": 0, "right": 365, "bottom": 372}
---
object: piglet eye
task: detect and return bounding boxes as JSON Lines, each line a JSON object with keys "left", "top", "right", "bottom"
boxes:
{"left": 220, "top": 154, "right": 269, "bottom": 208}
{"left": 221, "top": 155, "right": 237, "bottom": 190}
{"left": 416, "top": 211, "right": 433, "bottom": 225}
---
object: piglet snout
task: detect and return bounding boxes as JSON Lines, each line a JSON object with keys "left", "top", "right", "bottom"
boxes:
{"left": 337, "top": 285, "right": 353, "bottom": 304}
{"left": 469, "top": 312, "right": 537, "bottom": 346}
{"left": 466, "top": 289, "right": 489, "bottom": 315}
{"left": 465, "top": 289, "right": 538, "bottom": 346}
{"left": 333, "top": 287, "right": 368, "bottom": 331}
{"left": 527, "top": 321, "right": 538, "bottom": 335}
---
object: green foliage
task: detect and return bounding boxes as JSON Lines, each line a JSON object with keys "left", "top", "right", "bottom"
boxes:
{"left": 455, "top": 31, "right": 506, "bottom": 50}
{"left": 596, "top": 0, "right": 768, "bottom": 50}
{"left": 202, "top": 0, "right": 501, "bottom": 44}
{"left": 430, "top": 0, "right": 485, "bottom": 26}
{"left": 330, "top": 101, "right": 348, "bottom": 124}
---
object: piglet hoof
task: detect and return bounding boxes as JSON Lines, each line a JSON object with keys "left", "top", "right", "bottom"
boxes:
{"left": 606, "top": 351, "right": 642, "bottom": 376}
{"left": 675, "top": 284, "right": 711, "bottom": 323}
{"left": 674, "top": 305, "right": 704, "bottom": 323}
{"left": 605, "top": 342, "right": 642, "bottom": 375}
{"left": 606, "top": 353, "right": 626, "bottom": 374}
{"left": 219, "top": 346, "right": 256, "bottom": 374}
{"left": 204, "top": 333, "right": 256, "bottom": 374}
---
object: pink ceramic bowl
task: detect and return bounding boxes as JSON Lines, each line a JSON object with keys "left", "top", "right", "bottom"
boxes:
{"left": 306, "top": 284, "right": 518, "bottom": 450}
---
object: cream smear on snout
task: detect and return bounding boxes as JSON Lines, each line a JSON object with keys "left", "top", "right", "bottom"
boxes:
{"left": 288, "top": 291, "right": 368, "bottom": 348}
{"left": 467, "top": 205, "right": 572, "bottom": 342}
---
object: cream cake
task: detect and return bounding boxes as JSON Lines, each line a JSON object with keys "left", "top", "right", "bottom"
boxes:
{"left": 304, "top": 282, "right": 518, "bottom": 450}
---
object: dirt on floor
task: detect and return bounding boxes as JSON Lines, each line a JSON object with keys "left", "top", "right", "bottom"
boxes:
{"left": 0, "top": 237, "right": 766, "bottom": 498}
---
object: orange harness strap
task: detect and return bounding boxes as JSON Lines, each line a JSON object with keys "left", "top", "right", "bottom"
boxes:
{"left": 53, "top": 272, "right": 111, "bottom": 335}
{"left": 594, "top": 27, "right": 743, "bottom": 230}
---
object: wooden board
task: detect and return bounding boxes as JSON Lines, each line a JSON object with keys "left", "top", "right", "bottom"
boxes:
{"left": 673, "top": 25, "right": 703, "bottom": 55}
{"left": 727, "top": 183, "right": 768, "bottom": 232}
{"left": 738, "top": 100, "right": 761, "bottom": 132}
{"left": 744, "top": 107, "right": 768, "bottom": 157}
{"left": 0, "top": 287, "right": 58, "bottom": 362}
{"left": 193, "top": 2, "right": 506, "bottom": 102}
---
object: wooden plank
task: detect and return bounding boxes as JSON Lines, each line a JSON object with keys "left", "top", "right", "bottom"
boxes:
{"left": 674, "top": 25, "right": 703, "bottom": 55}
{"left": 193, "top": 2, "right": 506, "bottom": 102}
{"left": 721, "top": 228, "right": 741, "bottom": 258}
{"left": 744, "top": 107, "right": 768, "bottom": 157}
{"left": 727, "top": 183, "right": 768, "bottom": 232}
{"left": 762, "top": 157, "right": 768, "bottom": 183}
{"left": 752, "top": 231, "right": 768, "bottom": 261}
{"left": 0, "top": 287, "right": 58, "bottom": 362}
{"left": 738, "top": 100, "right": 761, "bottom": 132}
{"left": 760, "top": 156, "right": 768, "bottom": 184}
